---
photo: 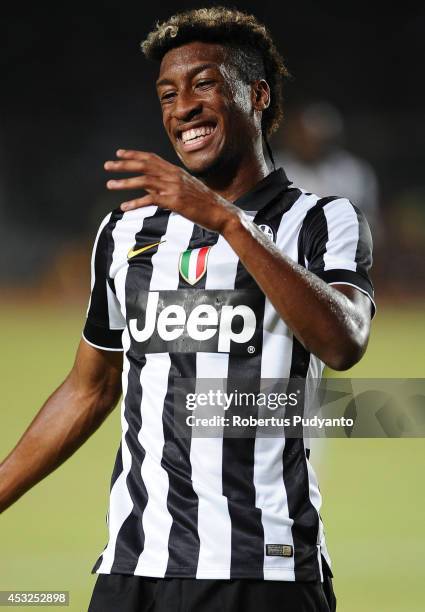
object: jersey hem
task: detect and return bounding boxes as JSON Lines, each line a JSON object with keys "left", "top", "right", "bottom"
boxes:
{"left": 93, "top": 565, "right": 322, "bottom": 582}
{"left": 82, "top": 332, "right": 124, "bottom": 352}
{"left": 328, "top": 281, "right": 377, "bottom": 318}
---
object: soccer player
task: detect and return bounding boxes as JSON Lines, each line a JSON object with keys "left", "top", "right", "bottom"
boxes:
{"left": 0, "top": 8, "right": 375, "bottom": 611}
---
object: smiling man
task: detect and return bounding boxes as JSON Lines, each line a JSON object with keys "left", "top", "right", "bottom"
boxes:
{"left": 0, "top": 7, "right": 376, "bottom": 612}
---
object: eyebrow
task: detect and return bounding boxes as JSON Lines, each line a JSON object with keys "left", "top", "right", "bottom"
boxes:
{"left": 156, "top": 62, "right": 219, "bottom": 88}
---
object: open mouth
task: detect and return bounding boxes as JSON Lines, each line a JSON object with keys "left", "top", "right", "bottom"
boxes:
{"left": 178, "top": 123, "right": 217, "bottom": 151}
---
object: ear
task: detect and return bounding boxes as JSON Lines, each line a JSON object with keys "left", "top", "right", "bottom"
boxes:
{"left": 251, "top": 79, "right": 270, "bottom": 112}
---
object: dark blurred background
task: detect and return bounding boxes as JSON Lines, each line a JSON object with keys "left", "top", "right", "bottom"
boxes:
{"left": 1, "top": 0, "right": 424, "bottom": 298}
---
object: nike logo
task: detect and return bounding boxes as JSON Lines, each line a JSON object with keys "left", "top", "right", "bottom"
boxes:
{"left": 127, "top": 241, "right": 165, "bottom": 259}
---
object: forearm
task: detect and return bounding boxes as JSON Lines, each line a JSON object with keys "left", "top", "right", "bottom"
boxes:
{"left": 0, "top": 369, "right": 120, "bottom": 513}
{"left": 223, "top": 212, "right": 369, "bottom": 369}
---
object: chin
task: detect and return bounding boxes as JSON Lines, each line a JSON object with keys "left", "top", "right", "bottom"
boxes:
{"left": 181, "top": 152, "right": 223, "bottom": 177}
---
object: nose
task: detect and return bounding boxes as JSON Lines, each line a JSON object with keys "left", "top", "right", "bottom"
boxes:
{"left": 172, "top": 89, "right": 202, "bottom": 122}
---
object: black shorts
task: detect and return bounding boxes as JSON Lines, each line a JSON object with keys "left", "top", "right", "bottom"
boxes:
{"left": 88, "top": 570, "right": 337, "bottom": 612}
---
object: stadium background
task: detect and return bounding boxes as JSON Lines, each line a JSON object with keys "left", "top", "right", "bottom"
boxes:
{"left": 0, "top": 1, "right": 424, "bottom": 610}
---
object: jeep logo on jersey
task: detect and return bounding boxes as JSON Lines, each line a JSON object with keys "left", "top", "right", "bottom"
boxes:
{"left": 127, "top": 289, "right": 262, "bottom": 355}
{"left": 179, "top": 246, "right": 211, "bottom": 285}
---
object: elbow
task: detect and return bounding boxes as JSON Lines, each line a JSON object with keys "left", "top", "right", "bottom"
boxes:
{"left": 326, "top": 353, "right": 360, "bottom": 372}
{"left": 324, "top": 338, "right": 368, "bottom": 372}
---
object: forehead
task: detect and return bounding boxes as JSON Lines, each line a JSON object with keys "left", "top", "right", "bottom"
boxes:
{"left": 158, "top": 41, "right": 229, "bottom": 82}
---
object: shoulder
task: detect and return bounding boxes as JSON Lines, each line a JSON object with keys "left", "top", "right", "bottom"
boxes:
{"left": 298, "top": 195, "right": 372, "bottom": 255}
{"left": 300, "top": 194, "right": 369, "bottom": 230}
{"left": 94, "top": 205, "right": 149, "bottom": 240}
{"left": 93, "top": 208, "right": 120, "bottom": 237}
{"left": 91, "top": 208, "right": 125, "bottom": 259}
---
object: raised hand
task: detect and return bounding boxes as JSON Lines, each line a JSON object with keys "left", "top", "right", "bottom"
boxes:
{"left": 104, "top": 149, "right": 241, "bottom": 234}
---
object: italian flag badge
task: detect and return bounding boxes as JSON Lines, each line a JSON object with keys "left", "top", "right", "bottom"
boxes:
{"left": 179, "top": 246, "right": 211, "bottom": 285}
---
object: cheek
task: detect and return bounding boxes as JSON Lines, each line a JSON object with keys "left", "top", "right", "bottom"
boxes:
{"left": 223, "top": 100, "right": 252, "bottom": 137}
{"left": 231, "top": 82, "right": 252, "bottom": 114}
{"left": 161, "top": 110, "right": 173, "bottom": 135}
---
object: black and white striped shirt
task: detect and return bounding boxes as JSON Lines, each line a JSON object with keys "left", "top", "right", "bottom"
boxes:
{"left": 83, "top": 168, "right": 375, "bottom": 582}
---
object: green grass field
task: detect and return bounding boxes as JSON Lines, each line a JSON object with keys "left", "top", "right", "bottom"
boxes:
{"left": 0, "top": 302, "right": 424, "bottom": 611}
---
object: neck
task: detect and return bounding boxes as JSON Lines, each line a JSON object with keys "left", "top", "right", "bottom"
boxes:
{"left": 197, "top": 148, "right": 270, "bottom": 203}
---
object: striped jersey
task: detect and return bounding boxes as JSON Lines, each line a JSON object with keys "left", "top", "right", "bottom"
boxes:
{"left": 83, "top": 168, "right": 375, "bottom": 582}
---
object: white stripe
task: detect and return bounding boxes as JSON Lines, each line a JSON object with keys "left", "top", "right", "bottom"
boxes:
{"left": 134, "top": 353, "right": 173, "bottom": 576}
{"left": 134, "top": 213, "right": 195, "bottom": 576}
{"left": 106, "top": 282, "right": 126, "bottom": 330}
{"left": 191, "top": 234, "right": 238, "bottom": 579}
{"left": 323, "top": 198, "right": 359, "bottom": 272}
{"left": 319, "top": 527, "right": 332, "bottom": 570}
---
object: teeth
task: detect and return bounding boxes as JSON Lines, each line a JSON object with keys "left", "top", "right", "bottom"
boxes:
{"left": 181, "top": 125, "right": 214, "bottom": 143}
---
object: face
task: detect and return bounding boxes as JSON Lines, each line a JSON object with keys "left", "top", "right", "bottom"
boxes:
{"left": 156, "top": 41, "right": 263, "bottom": 175}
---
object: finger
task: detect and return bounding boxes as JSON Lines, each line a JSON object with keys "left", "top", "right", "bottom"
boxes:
{"left": 104, "top": 160, "right": 152, "bottom": 173}
{"left": 106, "top": 176, "right": 162, "bottom": 191}
{"left": 120, "top": 194, "right": 157, "bottom": 211}
{"left": 116, "top": 149, "right": 165, "bottom": 165}
{"left": 115, "top": 149, "right": 177, "bottom": 175}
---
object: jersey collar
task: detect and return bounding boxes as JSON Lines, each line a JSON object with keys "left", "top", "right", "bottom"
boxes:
{"left": 233, "top": 167, "right": 292, "bottom": 211}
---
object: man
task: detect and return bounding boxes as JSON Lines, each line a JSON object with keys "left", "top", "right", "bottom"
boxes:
{"left": 0, "top": 7, "right": 375, "bottom": 611}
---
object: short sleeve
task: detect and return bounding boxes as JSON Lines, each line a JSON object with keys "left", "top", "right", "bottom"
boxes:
{"left": 301, "top": 197, "right": 376, "bottom": 317}
{"left": 82, "top": 213, "right": 125, "bottom": 351}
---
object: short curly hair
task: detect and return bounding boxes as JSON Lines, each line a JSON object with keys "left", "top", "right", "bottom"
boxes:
{"left": 141, "top": 7, "right": 290, "bottom": 137}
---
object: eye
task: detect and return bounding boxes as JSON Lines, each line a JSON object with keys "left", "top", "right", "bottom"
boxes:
{"left": 161, "top": 91, "right": 176, "bottom": 102}
{"left": 196, "top": 80, "right": 214, "bottom": 89}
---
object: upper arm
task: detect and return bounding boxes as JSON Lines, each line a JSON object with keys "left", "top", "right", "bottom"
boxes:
{"left": 75, "top": 212, "right": 125, "bottom": 407}
{"left": 303, "top": 197, "right": 376, "bottom": 318}
{"left": 70, "top": 339, "right": 123, "bottom": 408}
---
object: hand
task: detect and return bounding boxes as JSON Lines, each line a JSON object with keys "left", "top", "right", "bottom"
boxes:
{"left": 104, "top": 149, "right": 240, "bottom": 234}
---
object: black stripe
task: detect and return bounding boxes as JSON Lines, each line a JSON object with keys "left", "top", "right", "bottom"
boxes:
{"left": 282, "top": 349, "right": 320, "bottom": 581}
{"left": 223, "top": 262, "right": 266, "bottom": 579}
{"left": 111, "top": 208, "right": 171, "bottom": 573}
{"left": 163, "top": 224, "right": 220, "bottom": 577}
{"left": 110, "top": 442, "right": 123, "bottom": 490}
{"left": 91, "top": 553, "right": 104, "bottom": 573}
{"left": 297, "top": 196, "right": 338, "bottom": 273}
{"left": 353, "top": 204, "right": 373, "bottom": 274}
{"left": 352, "top": 204, "right": 375, "bottom": 303}
{"left": 83, "top": 319, "right": 123, "bottom": 350}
